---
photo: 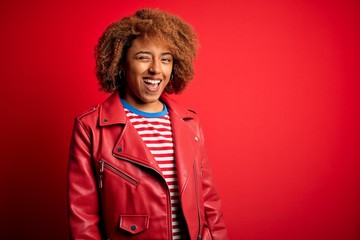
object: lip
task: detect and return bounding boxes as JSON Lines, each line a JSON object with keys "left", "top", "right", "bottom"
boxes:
{"left": 142, "top": 76, "right": 163, "bottom": 81}
{"left": 142, "top": 77, "right": 163, "bottom": 92}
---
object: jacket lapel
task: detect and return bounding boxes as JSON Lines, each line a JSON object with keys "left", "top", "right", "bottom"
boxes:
{"left": 162, "top": 95, "right": 200, "bottom": 193}
{"left": 112, "top": 122, "right": 162, "bottom": 173}
{"left": 99, "top": 92, "right": 162, "bottom": 172}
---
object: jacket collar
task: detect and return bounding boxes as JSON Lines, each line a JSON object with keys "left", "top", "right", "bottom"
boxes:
{"left": 99, "top": 91, "right": 127, "bottom": 126}
{"left": 99, "top": 91, "right": 195, "bottom": 127}
{"left": 160, "top": 93, "right": 196, "bottom": 120}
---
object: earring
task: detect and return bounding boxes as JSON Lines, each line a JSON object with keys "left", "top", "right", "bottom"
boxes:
{"left": 119, "top": 70, "right": 125, "bottom": 79}
{"left": 170, "top": 73, "right": 174, "bottom": 80}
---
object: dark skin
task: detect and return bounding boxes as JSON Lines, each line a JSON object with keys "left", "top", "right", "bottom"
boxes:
{"left": 122, "top": 36, "right": 174, "bottom": 112}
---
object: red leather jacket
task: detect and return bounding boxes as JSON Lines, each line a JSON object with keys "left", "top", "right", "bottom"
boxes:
{"left": 68, "top": 92, "right": 228, "bottom": 240}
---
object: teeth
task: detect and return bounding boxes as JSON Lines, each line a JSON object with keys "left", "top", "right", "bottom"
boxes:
{"left": 144, "top": 79, "right": 161, "bottom": 84}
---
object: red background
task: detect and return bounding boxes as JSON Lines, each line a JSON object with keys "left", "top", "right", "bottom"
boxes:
{"left": 1, "top": 0, "right": 359, "bottom": 239}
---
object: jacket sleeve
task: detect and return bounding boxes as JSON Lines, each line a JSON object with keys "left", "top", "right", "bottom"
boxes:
{"left": 68, "top": 119, "right": 102, "bottom": 240}
{"left": 199, "top": 125, "right": 229, "bottom": 240}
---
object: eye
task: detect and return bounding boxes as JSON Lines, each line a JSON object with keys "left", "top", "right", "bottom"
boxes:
{"left": 137, "top": 55, "right": 151, "bottom": 61}
{"left": 162, "top": 58, "right": 172, "bottom": 63}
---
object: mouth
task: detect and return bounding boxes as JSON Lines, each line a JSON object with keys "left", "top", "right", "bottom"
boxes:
{"left": 143, "top": 77, "right": 162, "bottom": 92}
{"left": 143, "top": 78, "right": 162, "bottom": 86}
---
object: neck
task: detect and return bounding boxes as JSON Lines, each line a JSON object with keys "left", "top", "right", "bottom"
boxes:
{"left": 123, "top": 96, "right": 164, "bottom": 113}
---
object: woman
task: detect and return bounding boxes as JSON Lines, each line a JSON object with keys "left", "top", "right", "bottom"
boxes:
{"left": 68, "top": 8, "right": 228, "bottom": 240}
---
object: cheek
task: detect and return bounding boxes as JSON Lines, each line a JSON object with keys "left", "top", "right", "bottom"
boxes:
{"left": 125, "top": 66, "right": 144, "bottom": 85}
{"left": 126, "top": 61, "right": 148, "bottom": 75}
{"left": 164, "top": 65, "right": 173, "bottom": 76}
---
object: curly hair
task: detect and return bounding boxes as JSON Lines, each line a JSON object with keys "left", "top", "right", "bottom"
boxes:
{"left": 95, "top": 8, "right": 199, "bottom": 94}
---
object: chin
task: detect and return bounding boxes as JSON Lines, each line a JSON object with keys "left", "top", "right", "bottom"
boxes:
{"left": 140, "top": 95, "right": 161, "bottom": 104}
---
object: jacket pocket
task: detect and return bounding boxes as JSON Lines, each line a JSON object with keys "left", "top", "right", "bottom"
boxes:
{"left": 119, "top": 215, "right": 149, "bottom": 234}
{"left": 99, "top": 160, "right": 138, "bottom": 187}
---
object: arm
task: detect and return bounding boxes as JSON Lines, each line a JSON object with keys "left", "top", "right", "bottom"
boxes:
{"left": 200, "top": 125, "right": 229, "bottom": 240}
{"left": 68, "top": 119, "right": 102, "bottom": 240}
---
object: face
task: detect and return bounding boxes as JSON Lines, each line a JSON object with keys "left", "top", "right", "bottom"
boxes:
{"left": 123, "top": 36, "right": 173, "bottom": 112}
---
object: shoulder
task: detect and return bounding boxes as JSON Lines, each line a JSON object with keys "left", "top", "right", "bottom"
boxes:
{"left": 75, "top": 104, "right": 99, "bottom": 121}
{"left": 72, "top": 105, "right": 100, "bottom": 134}
{"left": 73, "top": 91, "right": 126, "bottom": 127}
{"left": 74, "top": 92, "right": 119, "bottom": 122}
{"left": 76, "top": 105, "right": 99, "bottom": 120}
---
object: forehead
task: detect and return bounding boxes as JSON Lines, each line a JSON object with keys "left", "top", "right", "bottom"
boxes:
{"left": 128, "top": 36, "right": 172, "bottom": 53}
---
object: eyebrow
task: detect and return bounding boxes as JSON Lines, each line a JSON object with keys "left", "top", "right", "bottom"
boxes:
{"left": 135, "top": 51, "right": 173, "bottom": 56}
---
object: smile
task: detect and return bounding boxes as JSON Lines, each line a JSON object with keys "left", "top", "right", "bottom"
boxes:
{"left": 143, "top": 78, "right": 162, "bottom": 85}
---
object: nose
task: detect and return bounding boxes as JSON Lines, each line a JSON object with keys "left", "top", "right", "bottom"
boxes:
{"left": 148, "top": 59, "right": 161, "bottom": 74}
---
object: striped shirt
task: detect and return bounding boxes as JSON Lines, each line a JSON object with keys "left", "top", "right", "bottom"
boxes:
{"left": 121, "top": 99, "right": 189, "bottom": 240}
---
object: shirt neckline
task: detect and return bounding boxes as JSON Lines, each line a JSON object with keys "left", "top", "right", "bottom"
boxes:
{"left": 120, "top": 98, "right": 168, "bottom": 118}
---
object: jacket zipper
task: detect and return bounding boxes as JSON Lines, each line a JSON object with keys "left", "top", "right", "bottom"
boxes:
{"left": 194, "top": 162, "right": 202, "bottom": 240}
{"left": 99, "top": 160, "right": 138, "bottom": 188}
{"left": 111, "top": 153, "right": 173, "bottom": 240}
